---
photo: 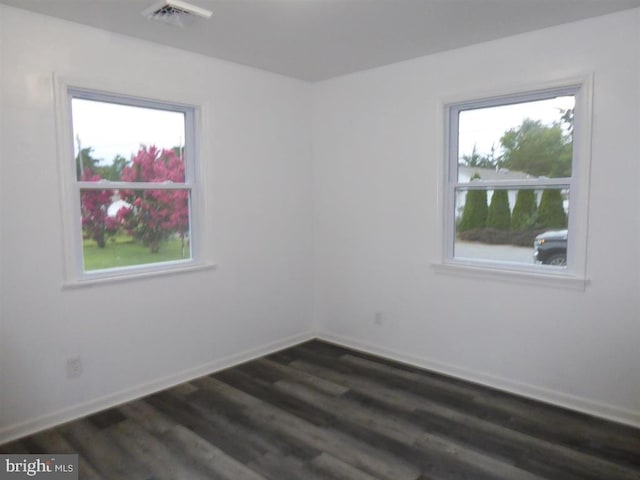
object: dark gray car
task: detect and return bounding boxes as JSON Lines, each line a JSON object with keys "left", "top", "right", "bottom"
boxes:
{"left": 533, "top": 229, "right": 567, "bottom": 266}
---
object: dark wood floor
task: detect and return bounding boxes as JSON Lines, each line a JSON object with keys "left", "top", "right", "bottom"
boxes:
{"left": 2, "top": 340, "right": 640, "bottom": 480}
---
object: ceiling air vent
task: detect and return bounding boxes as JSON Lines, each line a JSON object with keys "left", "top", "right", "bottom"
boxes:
{"left": 143, "top": 0, "right": 212, "bottom": 27}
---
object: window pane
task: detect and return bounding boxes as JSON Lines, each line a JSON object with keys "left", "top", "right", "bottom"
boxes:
{"left": 72, "top": 98, "right": 186, "bottom": 182}
{"left": 454, "top": 187, "right": 569, "bottom": 267}
{"left": 80, "top": 188, "right": 191, "bottom": 271}
{"left": 457, "top": 95, "right": 575, "bottom": 181}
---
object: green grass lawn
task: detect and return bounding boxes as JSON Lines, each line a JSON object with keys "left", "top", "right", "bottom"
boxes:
{"left": 83, "top": 235, "right": 189, "bottom": 271}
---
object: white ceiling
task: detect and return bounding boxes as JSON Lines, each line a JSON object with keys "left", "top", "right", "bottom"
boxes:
{"left": 2, "top": 0, "right": 640, "bottom": 81}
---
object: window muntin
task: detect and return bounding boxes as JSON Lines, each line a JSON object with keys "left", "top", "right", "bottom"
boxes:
{"left": 70, "top": 90, "right": 196, "bottom": 275}
{"left": 446, "top": 87, "right": 578, "bottom": 271}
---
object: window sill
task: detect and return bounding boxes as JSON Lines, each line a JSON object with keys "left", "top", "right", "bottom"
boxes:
{"left": 431, "top": 260, "right": 588, "bottom": 291}
{"left": 62, "top": 262, "right": 217, "bottom": 289}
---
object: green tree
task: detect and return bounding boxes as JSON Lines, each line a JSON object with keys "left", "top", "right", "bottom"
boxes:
{"left": 499, "top": 118, "right": 572, "bottom": 178}
{"left": 560, "top": 107, "right": 574, "bottom": 135}
{"left": 486, "top": 190, "right": 511, "bottom": 230}
{"left": 94, "top": 155, "right": 129, "bottom": 181}
{"left": 537, "top": 189, "right": 567, "bottom": 229}
{"left": 75, "top": 147, "right": 101, "bottom": 179}
{"left": 458, "top": 174, "right": 487, "bottom": 233}
{"left": 461, "top": 144, "right": 496, "bottom": 169}
{"left": 75, "top": 142, "right": 129, "bottom": 181}
{"left": 511, "top": 189, "right": 537, "bottom": 231}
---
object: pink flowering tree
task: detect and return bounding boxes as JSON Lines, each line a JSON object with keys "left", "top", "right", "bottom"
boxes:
{"left": 117, "top": 146, "right": 189, "bottom": 253}
{"left": 80, "top": 169, "right": 117, "bottom": 248}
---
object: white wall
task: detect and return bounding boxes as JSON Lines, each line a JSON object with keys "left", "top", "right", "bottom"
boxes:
{"left": 312, "top": 9, "right": 640, "bottom": 425}
{"left": 2, "top": 4, "right": 640, "bottom": 443}
{"left": 0, "top": 5, "right": 313, "bottom": 441}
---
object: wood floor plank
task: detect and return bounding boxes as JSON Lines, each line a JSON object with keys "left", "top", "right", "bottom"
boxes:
{"left": 340, "top": 351, "right": 640, "bottom": 469}
{"left": 195, "top": 375, "right": 422, "bottom": 480}
{"left": 0, "top": 440, "right": 32, "bottom": 454}
{"left": 215, "top": 367, "right": 335, "bottom": 428}
{"left": 118, "top": 399, "right": 176, "bottom": 434}
{"left": 247, "top": 452, "right": 330, "bottom": 480}
{"left": 309, "top": 452, "right": 382, "bottom": 480}
{"left": 157, "top": 388, "right": 314, "bottom": 463}
{"left": 284, "top": 357, "right": 640, "bottom": 480}
{"left": 117, "top": 395, "right": 271, "bottom": 479}
{"left": 104, "top": 418, "right": 213, "bottom": 480}
{"left": 255, "top": 357, "right": 350, "bottom": 396}
{"left": 61, "top": 419, "right": 153, "bottom": 480}
{"left": 168, "top": 381, "right": 199, "bottom": 397}
{"left": 160, "top": 424, "right": 268, "bottom": 480}
{"left": 27, "top": 430, "right": 104, "bottom": 480}
{"left": 277, "top": 378, "right": 547, "bottom": 480}
{"left": 216, "top": 367, "right": 515, "bottom": 480}
{"left": 296, "top": 342, "right": 640, "bottom": 469}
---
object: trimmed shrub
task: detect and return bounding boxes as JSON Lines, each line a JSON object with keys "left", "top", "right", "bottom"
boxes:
{"left": 459, "top": 227, "right": 547, "bottom": 246}
{"left": 510, "top": 228, "right": 548, "bottom": 247}
{"left": 458, "top": 228, "right": 511, "bottom": 245}
{"left": 537, "top": 189, "right": 567, "bottom": 229}
{"left": 486, "top": 190, "right": 511, "bottom": 231}
{"left": 458, "top": 174, "right": 487, "bottom": 233}
{"left": 511, "top": 189, "right": 537, "bottom": 231}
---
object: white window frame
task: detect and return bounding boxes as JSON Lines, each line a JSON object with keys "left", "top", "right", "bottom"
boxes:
{"left": 54, "top": 77, "right": 212, "bottom": 286}
{"left": 435, "top": 77, "right": 593, "bottom": 289}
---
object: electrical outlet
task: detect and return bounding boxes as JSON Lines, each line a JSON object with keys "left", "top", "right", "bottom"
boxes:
{"left": 66, "top": 356, "right": 83, "bottom": 379}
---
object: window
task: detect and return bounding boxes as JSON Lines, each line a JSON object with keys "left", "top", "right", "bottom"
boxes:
{"left": 442, "top": 81, "right": 592, "bottom": 283}
{"left": 58, "top": 86, "right": 206, "bottom": 283}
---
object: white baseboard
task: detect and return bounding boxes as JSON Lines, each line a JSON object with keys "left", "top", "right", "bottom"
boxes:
{"left": 316, "top": 331, "right": 640, "bottom": 429}
{"left": 3, "top": 329, "right": 638, "bottom": 445}
{"left": 0, "top": 331, "right": 315, "bottom": 445}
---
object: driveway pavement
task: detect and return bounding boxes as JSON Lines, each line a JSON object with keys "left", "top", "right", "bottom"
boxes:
{"left": 454, "top": 241, "right": 534, "bottom": 264}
